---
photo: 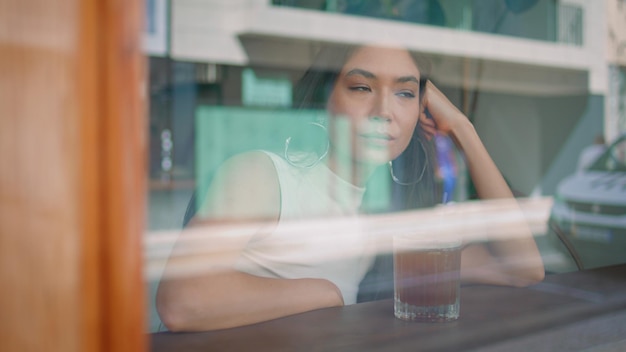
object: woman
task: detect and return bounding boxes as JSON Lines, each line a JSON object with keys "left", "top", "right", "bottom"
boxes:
{"left": 156, "top": 44, "right": 545, "bottom": 332}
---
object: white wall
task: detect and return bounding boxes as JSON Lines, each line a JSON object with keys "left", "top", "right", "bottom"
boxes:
{"left": 606, "top": 0, "right": 626, "bottom": 141}
{"left": 172, "top": 0, "right": 600, "bottom": 76}
{"left": 607, "top": 0, "right": 626, "bottom": 65}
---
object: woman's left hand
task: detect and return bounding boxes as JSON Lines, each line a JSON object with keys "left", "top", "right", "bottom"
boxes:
{"left": 419, "top": 81, "right": 470, "bottom": 139}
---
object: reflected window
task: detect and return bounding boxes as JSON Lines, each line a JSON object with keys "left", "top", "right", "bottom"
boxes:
{"left": 144, "top": 0, "right": 626, "bottom": 336}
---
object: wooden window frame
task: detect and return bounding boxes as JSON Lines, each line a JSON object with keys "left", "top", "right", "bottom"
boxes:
{"left": 1, "top": 1, "right": 147, "bottom": 351}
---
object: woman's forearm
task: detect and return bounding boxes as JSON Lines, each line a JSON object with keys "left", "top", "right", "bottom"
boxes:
{"left": 449, "top": 119, "right": 513, "bottom": 200}
{"left": 156, "top": 270, "right": 344, "bottom": 332}
{"left": 451, "top": 119, "right": 545, "bottom": 285}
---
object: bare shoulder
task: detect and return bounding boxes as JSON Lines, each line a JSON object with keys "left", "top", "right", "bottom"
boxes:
{"left": 218, "top": 150, "right": 279, "bottom": 187}
{"left": 197, "top": 151, "right": 280, "bottom": 222}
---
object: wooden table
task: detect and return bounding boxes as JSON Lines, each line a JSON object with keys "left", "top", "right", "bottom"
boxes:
{"left": 150, "top": 264, "right": 626, "bottom": 351}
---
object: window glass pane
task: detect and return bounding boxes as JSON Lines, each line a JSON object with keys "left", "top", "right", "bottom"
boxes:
{"left": 144, "top": 1, "right": 626, "bottom": 347}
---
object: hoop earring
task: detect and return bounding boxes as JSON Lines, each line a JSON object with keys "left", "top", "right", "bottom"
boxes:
{"left": 389, "top": 139, "right": 428, "bottom": 186}
{"left": 284, "top": 122, "right": 330, "bottom": 168}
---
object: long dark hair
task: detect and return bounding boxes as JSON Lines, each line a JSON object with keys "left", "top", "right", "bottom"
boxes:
{"left": 293, "top": 44, "right": 442, "bottom": 213}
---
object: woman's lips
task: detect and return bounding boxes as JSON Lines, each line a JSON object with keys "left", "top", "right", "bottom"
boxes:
{"left": 360, "top": 132, "right": 393, "bottom": 139}
{"left": 359, "top": 133, "right": 394, "bottom": 147}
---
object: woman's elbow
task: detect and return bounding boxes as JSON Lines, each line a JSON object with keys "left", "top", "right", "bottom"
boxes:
{"left": 511, "top": 267, "right": 545, "bottom": 288}
{"left": 156, "top": 286, "right": 233, "bottom": 332}
{"left": 156, "top": 283, "right": 207, "bottom": 332}
{"left": 156, "top": 292, "right": 189, "bottom": 332}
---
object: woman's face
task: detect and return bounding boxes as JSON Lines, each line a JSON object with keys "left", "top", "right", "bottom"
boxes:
{"left": 327, "top": 46, "right": 423, "bottom": 165}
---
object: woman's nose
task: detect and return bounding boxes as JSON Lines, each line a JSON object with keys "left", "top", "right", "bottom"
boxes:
{"left": 370, "top": 93, "right": 392, "bottom": 122}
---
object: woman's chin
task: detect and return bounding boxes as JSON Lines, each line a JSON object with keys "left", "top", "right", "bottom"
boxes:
{"left": 356, "top": 147, "right": 392, "bottom": 166}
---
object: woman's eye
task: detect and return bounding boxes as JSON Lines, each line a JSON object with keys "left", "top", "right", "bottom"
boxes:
{"left": 349, "top": 86, "right": 371, "bottom": 92}
{"left": 397, "top": 91, "right": 416, "bottom": 98}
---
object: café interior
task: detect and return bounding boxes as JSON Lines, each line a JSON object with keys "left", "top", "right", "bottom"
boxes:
{"left": 3, "top": 0, "right": 626, "bottom": 351}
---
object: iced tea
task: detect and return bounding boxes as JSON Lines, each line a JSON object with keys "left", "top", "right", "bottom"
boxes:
{"left": 393, "top": 236, "right": 461, "bottom": 322}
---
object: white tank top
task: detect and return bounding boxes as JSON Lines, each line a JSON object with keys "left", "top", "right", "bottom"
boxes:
{"left": 234, "top": 151, "right": 375, "bottom": 304}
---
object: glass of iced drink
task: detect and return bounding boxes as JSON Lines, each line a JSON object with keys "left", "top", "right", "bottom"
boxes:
{"left": 393, "top": 234, "right": 462, "bottom": 322}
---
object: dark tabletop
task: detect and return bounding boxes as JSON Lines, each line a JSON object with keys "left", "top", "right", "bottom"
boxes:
{"left": 150, "top": 264, "right": 626, "bottom": 352}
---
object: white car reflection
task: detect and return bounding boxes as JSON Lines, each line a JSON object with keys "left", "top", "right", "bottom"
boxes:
{"left": 550, "top": 134, "right": 626, "bottom": 269}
